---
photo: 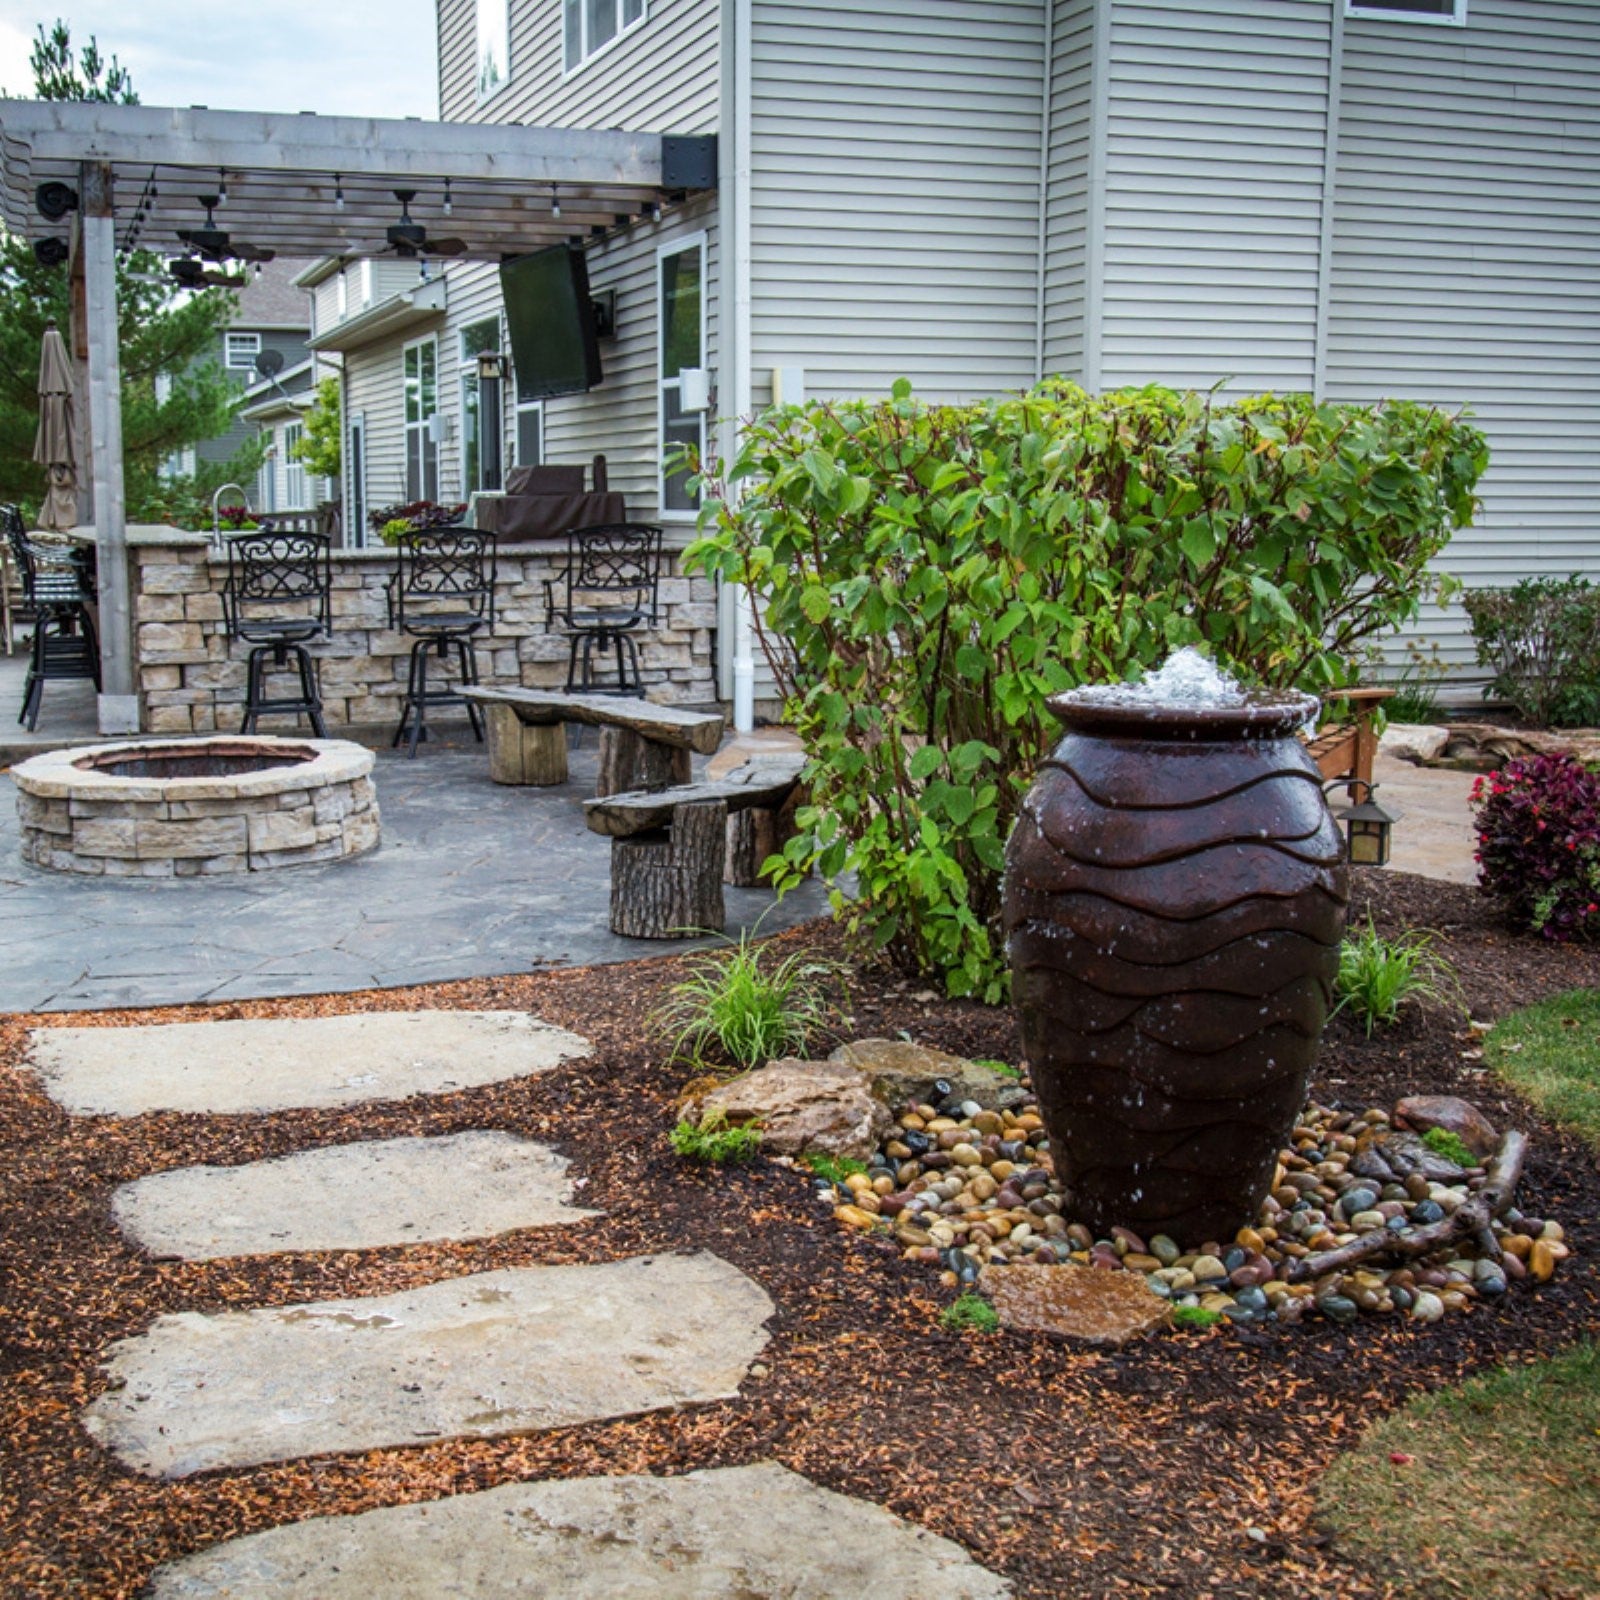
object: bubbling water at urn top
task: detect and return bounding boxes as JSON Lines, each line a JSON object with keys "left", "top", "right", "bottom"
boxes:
{"left": 1060, "top": 646, "right": 1249, "bottom": 710}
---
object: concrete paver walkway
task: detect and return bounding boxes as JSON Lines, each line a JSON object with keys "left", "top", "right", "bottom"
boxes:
{"left": 146, "top": 1462, "right": 1014, "bottom": 1599}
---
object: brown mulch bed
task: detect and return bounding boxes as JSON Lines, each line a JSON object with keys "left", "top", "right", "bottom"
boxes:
{"left": 1, "top": 868, "right": 1597, "bottom": 1600}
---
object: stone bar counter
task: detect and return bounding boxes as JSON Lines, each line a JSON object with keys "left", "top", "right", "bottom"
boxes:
{"left": 124, "top": 529, "right": 718, "bottom": 737}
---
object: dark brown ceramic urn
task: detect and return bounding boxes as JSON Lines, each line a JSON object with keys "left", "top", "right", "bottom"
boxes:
{"left": 1003, "top": 687, "right": 1349, "bottom": 1243}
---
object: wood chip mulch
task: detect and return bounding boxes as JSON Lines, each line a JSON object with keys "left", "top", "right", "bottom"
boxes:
{"left": 2, "top": 868, "right": 1597, "bottom": 1599}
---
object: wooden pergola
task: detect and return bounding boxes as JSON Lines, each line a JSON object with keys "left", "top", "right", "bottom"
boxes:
{"left": 0, "top": 100, "right": 707, "bottom": 733}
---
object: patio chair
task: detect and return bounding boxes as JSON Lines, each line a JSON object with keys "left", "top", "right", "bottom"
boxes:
{"left": 2, "top": 503, "right": 100, "bottom": 730}
{"left": 222, "top": 525, "right": 333, "bottom": 736}
{"left": 386, "top": 528, "right": 497, "bottom": 757}
{"left": 542, "top": 523, "right": 664, "bottom": 697}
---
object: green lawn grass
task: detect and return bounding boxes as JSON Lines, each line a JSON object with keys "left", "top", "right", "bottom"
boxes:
{"left": 1486, "top": 988, "right": 1600, "bottom": 1149}
{"left": 1319, "top": 1343, "right": 1600, "bottom": 1599}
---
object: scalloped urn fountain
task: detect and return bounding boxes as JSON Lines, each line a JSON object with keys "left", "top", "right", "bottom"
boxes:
{"left": 1003, "top": 651, "right": 1350, "bottom": 1242}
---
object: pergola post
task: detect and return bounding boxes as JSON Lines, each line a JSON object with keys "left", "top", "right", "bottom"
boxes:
{"left": 80, "top": 161, "right": 138, "bottom": 735}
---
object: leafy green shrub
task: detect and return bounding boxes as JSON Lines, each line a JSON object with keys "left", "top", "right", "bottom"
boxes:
{"left": 1335, "top": 917, "right": 1463, "bottom": 1035}
{"left": 669, "top": 1107, "right": 764, "bottom": 1164}
{"left": 1472, "top": 754, "right": 1600, "bottom": 942}
{"left": 654, "top": 927, "right": 845, "bottom": 1069}
{"left": 688, "top": 381, "right": 1487, "bottom": 999}
{"left": 940, "top": 1293, "right": 999, "bottom": 1334}
{"left": 1462, "top": 576, "right": 1600, "bottom": 729}
{"left": 1421, "top": 1127, "right": 1476, "bottom": 1167}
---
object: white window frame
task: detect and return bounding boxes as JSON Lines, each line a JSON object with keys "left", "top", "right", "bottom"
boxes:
{"left": 336, "top": 268, "right": 348, "bottom": 322}
{"left": 563, "top": 0, "right": 647, "bottom": 75}
{"left": 284, "top": 420, "right": 306, "bottom": 508}
{"left": 475, "top": 0, "right": 512, "bottom": 101}
{"left": 347, "top": 409, "right": 367, "bottom": 549}
{"left": 258, "top": 426, "right": 278, "bottom": 513}
{"left": 1344, "top": 0, "right": 1466, "bottom": 24}
{"left": 226, "top": 331, "right": 262, "bottom": 369}
{"left": 515, "top": 400, "right": 543, "bottom": 468}
{"left": 403, "top": 335, "right": 441, "bottom": 504}
{"left": 657, "top": 231, "right": 706, "bottom": 523}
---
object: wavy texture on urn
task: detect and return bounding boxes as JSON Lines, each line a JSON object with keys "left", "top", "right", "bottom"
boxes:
{"left": 1003, "top": 696, "right": 1349, "bottom": 1242}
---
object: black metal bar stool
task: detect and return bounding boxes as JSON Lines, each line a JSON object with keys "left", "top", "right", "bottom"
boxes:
{"left": 221, "top": 525, "right": 332, "bottom": 736}
{"left": 2, "top": 503, "right": 100, "bottom": 731}
{"left": 541, "top": 523, "right": 663, "bottom": 697}
{"left": 386, "top": 529, "right": 496, "bottom": 757}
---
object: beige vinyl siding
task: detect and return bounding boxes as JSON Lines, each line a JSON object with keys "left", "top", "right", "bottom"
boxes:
{"left": 1325, "top": 0, "right": 1600, "bottom": 676}
{"left": 1096, "top": 0, "right": 1331, "bottom": 392}
{"left": 344, "top": 331, "right": 425, "bottom": 514}
{"left": 748, "top": 0, "right": 1046, "bottom": 400}
{"left": 438, "top": 0, "right": 719, "bottom": 133}
{"left": 1042, "top": 0, "right": 1096, "bottom": 380}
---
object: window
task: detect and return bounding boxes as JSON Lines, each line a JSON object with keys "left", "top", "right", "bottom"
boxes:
{"left": 1345, "top": 0, "right": 1466, "bottom": 22}
{"left": 515, "top": 402, "right": 543, "bottom": 468}
{"left": 284, "top": 422, "right": 305, "bottom": 508}
{"left": 458, "top": 317, "right": 503, "bottom": 495}
{"left": 475, "top": 0, "right": 511, "bottom": 100}
{"left": 226, "top": 331, "right": 262, "bottom": 370}
{"left": 258, "top": 427, "right": 278, "bottom": 513}
{"left": 403, "top": 337, "right": 440, "bottom": 503}
{"left": 336, "top": 269, "right": 348, "bottom": 322}
{"left": 658, "top": 234, "right": 705, "bottom": 518}
{"left": 347, "top": 412, "right": 367, "bottom": 548}
{"left": 564, "top": 0, "right": 646, "bottom": 71}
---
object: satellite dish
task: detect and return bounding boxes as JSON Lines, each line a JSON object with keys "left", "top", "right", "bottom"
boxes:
{"left": 253, "top": 348, "right": 286, "bottom": 380}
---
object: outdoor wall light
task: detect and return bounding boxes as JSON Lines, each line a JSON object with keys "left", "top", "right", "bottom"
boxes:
{"left": 476, "top": 350, "right": 507, "bottom": 381}
{"left": 1339, "top": 779, "right": 1397, "bottom": 868}
{"left": 35, "top": 181, "right": 78, "bottom": 221}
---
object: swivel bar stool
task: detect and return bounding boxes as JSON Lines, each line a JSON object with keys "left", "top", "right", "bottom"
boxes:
{"left": 221, "top": 525, "right": 332, "bottom": 736}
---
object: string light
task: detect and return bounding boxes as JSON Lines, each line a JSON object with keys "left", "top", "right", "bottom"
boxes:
{"left": 217, "top": 168, "right": 227, "bottom": 205}
{"left": 334, "top": 174, "right": 345, "bottom": 212}
{"left": 443, "top": 177, "right": 453, "bottom": 217}
{"left": 550, "top": 184, "right": 561, "bottom": 221}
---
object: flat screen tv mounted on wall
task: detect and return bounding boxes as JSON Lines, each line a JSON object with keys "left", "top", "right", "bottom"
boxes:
{"left": 500, "top": 245, "right": 603, "bottom": 401}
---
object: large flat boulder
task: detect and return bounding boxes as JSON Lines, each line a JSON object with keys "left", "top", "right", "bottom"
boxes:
{"left": 829, "top": 1038, "right": 1029, "bottom": 1112}
{"left": 84, "top": 1252, "right": 773, "bottom": 1479}
{"left": 697, "top": 1058, "right": 890, "bottom": 1162}
{"left": 27, "top": 1010, "right": 591, "bottom": 1117}
{"left": 112, "top": 1132, "right": 600, "bottom": 1260}
{"left": 147, "top": 1462, "right": 1013, "bottom": 1598}
{"left": 979, "top": 1263, "right": 1170, "bottom": 1346}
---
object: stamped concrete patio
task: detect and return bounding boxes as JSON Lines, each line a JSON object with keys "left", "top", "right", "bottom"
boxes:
{"left": 0, "top": 730, "right": 827, "bottom": 1012}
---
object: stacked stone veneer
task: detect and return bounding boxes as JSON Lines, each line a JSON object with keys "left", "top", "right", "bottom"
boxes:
{"left": 12, "top": 737, "right": 379, "bottom": 876}
{"left": 130, "top": 534, "right": 719, "bottom": 736}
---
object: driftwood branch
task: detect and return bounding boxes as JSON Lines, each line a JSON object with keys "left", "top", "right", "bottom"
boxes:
{"left": 1288, "top": 1130, "right": 1527, "bottom": 1284}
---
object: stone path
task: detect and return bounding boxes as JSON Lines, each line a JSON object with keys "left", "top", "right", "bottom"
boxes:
{"left": 28, "top": 1009, "right": 591, "bottom": 1116}
{"left": 145, "top": 1462, "right": 1014, "bottom": 1599}
{"left": 23, "top": 1009, "right": 1012, "bottom": 1594}
{"left": 112, "top": 1131, "right": 598, "bottom": 1259}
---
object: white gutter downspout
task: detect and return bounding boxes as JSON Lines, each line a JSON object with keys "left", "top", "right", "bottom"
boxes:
{"left": 723, "top": 0, "right": 756, "bottom": 733}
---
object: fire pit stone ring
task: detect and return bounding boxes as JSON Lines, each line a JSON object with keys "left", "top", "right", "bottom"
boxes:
{"left": 12, "top": 735, "right": 379, "bottom": 876}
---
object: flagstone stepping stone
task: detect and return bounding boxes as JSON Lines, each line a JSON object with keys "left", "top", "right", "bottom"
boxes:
{"left": 146, "top": 1460, "right": 1014, "bottom": 1598}
{"left": 112, "top": 1132, "right": 600, "bottom": 1260}
{"left": 84, "top": 1252, "right": 773, "bottom": 1479}
{"left": 27, "top": 1009, "right": 590, "bottom": 1117}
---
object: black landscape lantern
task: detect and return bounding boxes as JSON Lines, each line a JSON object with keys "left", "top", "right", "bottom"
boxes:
{"left": 1342, "top": 779, "right": 1396, "bottom": 867}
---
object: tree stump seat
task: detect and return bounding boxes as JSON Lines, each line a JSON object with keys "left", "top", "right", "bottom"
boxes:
{"left": 583, "top": 753, "right": 807, "bottom": 938}
{"left": 460, "top": 687, "right": 724, "bottom": 797}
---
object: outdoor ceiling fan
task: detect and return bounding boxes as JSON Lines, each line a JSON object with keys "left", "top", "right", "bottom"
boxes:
{"left": 176, "top": 195, "right": 276, "bottom": 265}
{"left": 352, "top": 190, "right": 468, "bottom": 259}
{"left": 167, "top": 256, "right": 247, "bottom": 290}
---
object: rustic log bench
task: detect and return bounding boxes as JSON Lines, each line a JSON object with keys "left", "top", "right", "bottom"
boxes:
{"left": 1302, "top": 686, "right": 1395, "bottom": 794}
{"left": 583, "top": 752, "right": 807, "bottom": 938}
{"left": 460, "top": 687, "right": 725, "bottom": 797}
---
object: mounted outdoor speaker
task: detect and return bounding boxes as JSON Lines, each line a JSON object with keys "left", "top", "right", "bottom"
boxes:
{"left": 34, "top": 237, "right": 69, "bottom": 267}
{"left": 35, "top": 181, "right": 78, "bottom": 221}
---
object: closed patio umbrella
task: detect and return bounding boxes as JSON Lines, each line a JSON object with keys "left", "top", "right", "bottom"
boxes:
{"left": 32, "top": 321, "right": 79, "bottom": 533}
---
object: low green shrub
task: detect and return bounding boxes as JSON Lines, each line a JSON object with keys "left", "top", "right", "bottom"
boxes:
{"left": 1462, "top": 575, "right": 1600, "bottom": 729}
{"left": 688, "top": 381, "right": 1487, "bottom": 1000}
{"left": 654, "top": 927, "right": 845, "bottom": 1069}
{"left": 1382, "top": 642, "right": 1449, "bottom": 725}
{"left": 1335, "top": 917, "right": 1463, "bottom": 1036}
{"left": 669, "top": 1108, "right": 763, "bottom": 1165}
{"left": 939, "top": 1293, "right": 999, "bottom": 1334}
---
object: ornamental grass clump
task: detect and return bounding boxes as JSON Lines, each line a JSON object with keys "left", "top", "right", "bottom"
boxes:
{"left": 1473, "top": 753, "right": 1600, "bottom": 942}
{"left": 1334, "top": 917, "right": 1464, "bottom": 1036}
{"left": 688, "top": 380, "right": 1487, "bottom": 999}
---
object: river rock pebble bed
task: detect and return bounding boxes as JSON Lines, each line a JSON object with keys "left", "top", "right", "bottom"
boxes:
{"left": 820, "top": 1077, "right": 1573, "bottom": 1328}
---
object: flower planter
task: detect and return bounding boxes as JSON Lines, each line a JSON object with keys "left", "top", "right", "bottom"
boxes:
{"left": 1003, "top": 665, "right": 1349, "bottom": 1241}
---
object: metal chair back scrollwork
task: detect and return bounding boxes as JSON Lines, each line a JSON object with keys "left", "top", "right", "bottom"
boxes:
{"left": 222, "top": 527, "right": 333, "bottom": 736}
{"left": 2, "top": 502, "right": 100, "bottom": 730}
{"left": 385, "top": 529, "right": 497, "bottom": 756}
{"left": 542, "top": 523, "right": 663, "bottom": 696}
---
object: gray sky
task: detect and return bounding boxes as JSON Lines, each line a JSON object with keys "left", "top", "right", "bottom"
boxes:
{"left": 0, "top": 3, "right": 439, "bottom": 118}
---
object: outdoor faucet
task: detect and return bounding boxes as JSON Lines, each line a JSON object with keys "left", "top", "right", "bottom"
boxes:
{"left": 211, "top": 483, "right": 251, "bottom": 549}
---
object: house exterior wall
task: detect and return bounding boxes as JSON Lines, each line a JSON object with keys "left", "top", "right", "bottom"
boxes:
{"left": 746, "top": 0, "right": 1047, "bottom": 402}
{"left": 344, "top": 325, "right": 434, "bottom": 518}
{"left": 1041, "top": 0, "right": 1096, "bottom": 381}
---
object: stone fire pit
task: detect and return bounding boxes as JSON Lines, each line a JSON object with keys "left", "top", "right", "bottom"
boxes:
{"left": 12, "top": 736, "right": 379, "bottom": 876}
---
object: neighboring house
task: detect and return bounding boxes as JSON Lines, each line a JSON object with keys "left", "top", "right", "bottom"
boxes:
{"left": 322, "top": 0, "right": 1597, "bottom": 692}
{"left": 237, "top": 352, "right": 341, "bottom": 519}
